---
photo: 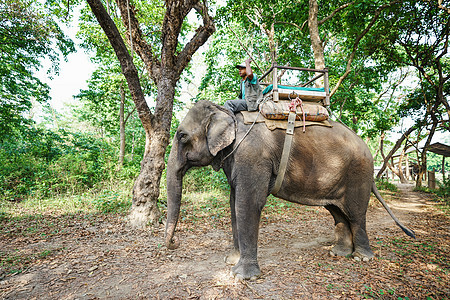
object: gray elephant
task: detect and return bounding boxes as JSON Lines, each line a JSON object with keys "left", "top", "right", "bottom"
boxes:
{"left": 165, "top": 100, "right": 414, "bottom": 280}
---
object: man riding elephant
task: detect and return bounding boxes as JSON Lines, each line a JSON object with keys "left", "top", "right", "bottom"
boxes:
{"left": 223, "top": 58, "right": 263, "bottom": 113}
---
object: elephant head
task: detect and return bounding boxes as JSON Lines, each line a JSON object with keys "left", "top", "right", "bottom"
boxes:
{"left": 165, "top": 101, "right": 236, "bottom": 249}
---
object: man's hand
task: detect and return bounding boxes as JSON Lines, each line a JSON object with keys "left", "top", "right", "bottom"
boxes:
{"left": 245, "top": 58, "right": 254, "bottom": 81}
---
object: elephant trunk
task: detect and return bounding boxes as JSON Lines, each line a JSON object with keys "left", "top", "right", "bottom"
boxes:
{"left": 165, "top": 143, "right": 184, "bottom": 249}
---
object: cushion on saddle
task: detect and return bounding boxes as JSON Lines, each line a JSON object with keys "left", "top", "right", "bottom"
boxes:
{"left": 260, "top": 100, "right": 329, "bottom": 122}
{"left": 262, "top": 84, "right": 326, "bottom": 102}
{"left": 262, "top": 84, "right": 325, "bottom": 94}
{"left": 239, "top": 111, "right": 332, "bottom": 131}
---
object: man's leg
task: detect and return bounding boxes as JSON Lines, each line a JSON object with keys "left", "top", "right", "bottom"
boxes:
{"left": 224, "top": 99, "right": 248, "bottom": 113}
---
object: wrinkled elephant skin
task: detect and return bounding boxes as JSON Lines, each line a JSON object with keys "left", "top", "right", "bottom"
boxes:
{"left": 165, "top": 100, "right": 403, "bottom": 280}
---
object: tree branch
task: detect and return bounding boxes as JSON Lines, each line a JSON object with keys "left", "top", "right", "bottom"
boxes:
{"left": 318, "top": 1, "right": 355, "bottom": 26}
{"left": 438, "top": 0, "right": 450, "bottom": 13}
{"left": 175, "top": 1, "right": 215, "bottom": 76}
{"left": 376, "top": 122, "right": 417, "bottom": 178}
{"left": 160, "top": 0, "right": 197, "bottom": 68}
{"left": 115, "top": 0, "right": 160, "bottom": 83}
{"left": 275, "top": 21, "right": 304, "bottom": 31}
{"left": 87, "top": 0, "right": 153, "bottom": 130}
{"left": 330, "top": 0, "right": 401, "bottom": 97}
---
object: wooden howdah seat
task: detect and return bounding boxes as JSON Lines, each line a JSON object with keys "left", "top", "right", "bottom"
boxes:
{"left": 262, "top": 84, "right": 327, "bottom": 102}
{"left": 258, "top": 64, "right": 331, "bottom": 122}
{"left": 259, "top": 64, "right": 330, "bottom": 106}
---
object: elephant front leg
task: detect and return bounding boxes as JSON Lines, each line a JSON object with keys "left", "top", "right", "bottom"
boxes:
{"left": 225, "top": 187, "right": 240, "bottom": 265}
{"left": 231, "top": 185, "right": 266, "bottom": 280}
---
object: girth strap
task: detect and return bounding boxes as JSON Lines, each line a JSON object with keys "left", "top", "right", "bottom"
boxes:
{"left": 271, "top": 111, "right": 296, "bottom": 194}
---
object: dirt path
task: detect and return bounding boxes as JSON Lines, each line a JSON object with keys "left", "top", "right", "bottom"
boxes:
{"left": 1, "top": 185, "right": 449, "bottom": 299}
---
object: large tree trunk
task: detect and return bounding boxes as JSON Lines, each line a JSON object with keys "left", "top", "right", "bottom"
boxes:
{"left": 129, "top": 74, "right": 176, "bottom": 227}
{"left": 397, "top": 147, "right": 408, "bottom": 183}
{"left": 308, "top": 0, "right": 325, "bottom": 87}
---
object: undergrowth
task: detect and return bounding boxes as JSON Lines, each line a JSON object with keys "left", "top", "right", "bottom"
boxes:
{"left": 414, "top": 180, "right": 450, "bottom": 211}
{"left": 375, "top": 178, "right": 398, "bottom": 192}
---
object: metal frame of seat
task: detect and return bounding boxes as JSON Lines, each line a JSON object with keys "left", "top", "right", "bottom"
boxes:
{"left": 259, "top": 64, "right": 330, "bottom": 107}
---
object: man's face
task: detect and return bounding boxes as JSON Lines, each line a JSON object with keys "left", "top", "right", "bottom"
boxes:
{"left": 238, "top": 67, "right": 247, "bottom": 78}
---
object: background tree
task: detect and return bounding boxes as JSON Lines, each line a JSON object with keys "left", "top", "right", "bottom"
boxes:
{"left": 373, "top": 0, "right": 449, "bottom": 186}
{"left": 0, "top": 0, "right": 74, "bottom": 139}
{"left": 86, "top": 0, "right": 215, "bottom": 226}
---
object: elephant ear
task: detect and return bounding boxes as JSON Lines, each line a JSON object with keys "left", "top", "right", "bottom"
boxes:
{"left": 206, "top": 107, "right": 236, "bottom": 157}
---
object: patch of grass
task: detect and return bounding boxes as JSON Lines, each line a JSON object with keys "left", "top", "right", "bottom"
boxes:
{"left": 265, "top": 195, "right": 294, "bottom": 212}
{"left": 386, "top": 237, "right": 449, "bottom": 272}
{"left": 178, "top": 189, "right": 230, "bottom": 227}
{"left": 92, "top": 190, "right": 131, "bottom": 213}
{"left": 376, "top": 178, "right": 398, "bottom": 192}
{"left": 0, "top": 248, "right": 60, "bottom": 277}
{"left": 0, "top": 181, "right": 133, "bottom": 218}
{"left": 414, "top": 180, "right": 450, "bottom": 212}
{"left": 325, "top": 283, "right": 341, "bottom": 291}
{"left": 359, "top": 285, "right": 397, "bottom": 299}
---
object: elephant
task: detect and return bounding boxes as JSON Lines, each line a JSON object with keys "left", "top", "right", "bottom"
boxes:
{"left": 165, "top": 100, "right": 415, "bottom": 280}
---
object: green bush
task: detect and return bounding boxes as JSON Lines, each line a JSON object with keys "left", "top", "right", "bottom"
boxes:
{"left": 0, "top": 146, "right": 48, "bottom": 201}
{"left": 0, "top": 128, "right": 117, "bottom": 201}
{"left": 182, "top": 166, "right": 229, "bottom": 192}
{"left": 92, "top": 190, "right": 131, "bottom": 213}
{"left": 375, "top": 178, "right": 398, "bottom": 192}
{"left": 436, "top": 180, "right": 450, "bottom": 201}
{"left": 415, "top": 180, "right": 450, "bottom": 206}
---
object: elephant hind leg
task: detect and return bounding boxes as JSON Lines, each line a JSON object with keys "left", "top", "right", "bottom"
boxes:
{"left": 325, "top": 205, "right": 353, "bottom": 257}
{"left": 349, "top": 219, "right": 374, "bottom": 261}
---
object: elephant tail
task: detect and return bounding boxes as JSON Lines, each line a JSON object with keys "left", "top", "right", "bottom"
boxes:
{"left": 372, "top": 181, "right": 416, "bottom": 239}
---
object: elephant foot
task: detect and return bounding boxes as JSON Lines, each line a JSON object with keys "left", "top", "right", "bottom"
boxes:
{"left": 352, "top": 247, "right": 374, "bottom": 262}
{"left": 224, "top": 249, "right": 240, "bottom": 265}
{"left": 330, "top": 244, "right": 353, "bottom": 257}
{"left": 231, "top": 261, "right": 261, "bottom": 281}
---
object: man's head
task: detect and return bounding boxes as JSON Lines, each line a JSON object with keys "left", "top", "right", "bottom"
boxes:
{"left": 235, "top": 62, "right": 247, "bottom": 79}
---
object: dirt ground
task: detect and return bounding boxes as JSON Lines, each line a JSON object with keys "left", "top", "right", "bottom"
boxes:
{"left": 1, "top": 184, "right": 449, "bottom": 299}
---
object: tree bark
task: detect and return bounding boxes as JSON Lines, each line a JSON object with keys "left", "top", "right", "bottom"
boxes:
{"left": 308, "top": 0, "right": 325, "bottom": 87}
{"left": 376, "top": 124, "right": 416, "bottom": 179}
{"left": 416, "top": 118, "right": 438, "bottom": 187}
{"left": 129, "top": 73, "right": 176, "bottom": 227}
{"left": 379, "top": 132, "right": 402, "bottom": 180}
{"left": 397, "top": 146, "right": 407, "bottom": 183}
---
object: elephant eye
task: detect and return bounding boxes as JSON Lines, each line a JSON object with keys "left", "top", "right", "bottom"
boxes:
{"left": 177, "top": 131, "right": 189, "bottom": 143}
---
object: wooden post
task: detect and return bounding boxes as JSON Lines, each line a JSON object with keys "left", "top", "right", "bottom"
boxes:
{"left": 272, "top": 64, "right": 279, "bottom": 102}
{"left": 391, "top": 157, "right": 395, "bottom": 180}
{"left": 443, "top": 156, "right": 446, "bottom": 182}
{"left": 428, "top": 169, "right": 436, "bottom": 189}
{"left": 405, "top": 156, "right": 410, "bottom": 181}
{"left": 323, "top": 68, "right": 330, "bottom": 106}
